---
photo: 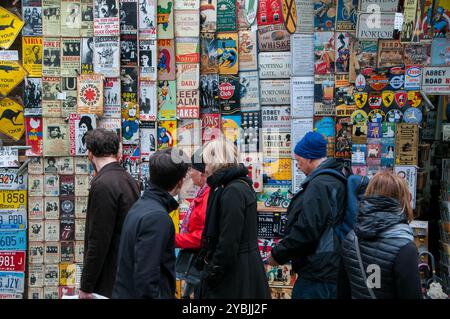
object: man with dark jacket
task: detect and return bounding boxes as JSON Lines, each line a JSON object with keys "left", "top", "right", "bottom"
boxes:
{"left": 268, "top": 131, "right": 346, "bottom": 299}
{"left": 113, "top": 148, "right": 189, "bottom": 298}
{"left": 79, "top": 129, "right": 140, "bottom": 299}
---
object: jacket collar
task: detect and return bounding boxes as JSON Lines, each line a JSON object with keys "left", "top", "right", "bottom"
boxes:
{"left": 92, "top": 161, "right": 122, "bottom": 180}
{"left": 143, "top": 183, "right": 179, "bottom": 212}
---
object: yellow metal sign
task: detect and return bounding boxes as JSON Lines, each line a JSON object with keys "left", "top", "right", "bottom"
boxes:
{"left": 0, "top": 60, "right": 28, "bottom": 96}
{"left": 0, "top": 190, "right": 27, "bottom": 210}
{"left": 281, "top": 0, "right": 297, "bottom": 34}
{"left": 0, "top": 98, "right": 25, "bottom": 141}
{"left": 0, "top": 6, "right": 25, "bottom": 49}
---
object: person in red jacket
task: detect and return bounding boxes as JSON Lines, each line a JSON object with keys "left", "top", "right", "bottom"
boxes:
{"left": 176, "top": 149, "right": 210, "bottom": 298}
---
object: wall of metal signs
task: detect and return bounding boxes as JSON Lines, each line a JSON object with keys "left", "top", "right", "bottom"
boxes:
{"left": 0, "top": 0, "right": 449, "bottom": 299}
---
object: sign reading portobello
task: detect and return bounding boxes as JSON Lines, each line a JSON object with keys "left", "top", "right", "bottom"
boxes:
{"left": 357, "top": 13, "right": 396, "bottom": 39}
{"left": 260, "top": 80, "right": 290, "bottom": 105}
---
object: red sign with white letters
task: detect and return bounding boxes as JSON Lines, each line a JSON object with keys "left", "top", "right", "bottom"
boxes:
{"left": 0, "top": 251, "right": 25, "bottom": 272}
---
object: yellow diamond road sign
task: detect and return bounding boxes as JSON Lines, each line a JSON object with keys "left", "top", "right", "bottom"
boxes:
{"left": 0, "top": 98, "right": 25, "bottom": 141}
{"left": 0, "top": 6, "right": 25, "bottom": 50}
{"left": 0, "top": 61, "right": 28, "bottom": 97}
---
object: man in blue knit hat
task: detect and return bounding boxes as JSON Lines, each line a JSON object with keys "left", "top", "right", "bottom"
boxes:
{"left": 268, "top": 131, "right": 346, "bottom": 299}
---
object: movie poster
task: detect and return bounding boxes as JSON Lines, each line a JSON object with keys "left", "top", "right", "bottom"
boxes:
{"left": 42, "top": 0, "right": 61, "bottom": 36}
{"left": 120, "top": 33, "right": 138, "bottom": 66}
{"left": 200, "top": 33, "right": 218, "bottom": 74}
{"left": 219, "top": 74, "right": 240, "bottom": 114}
{"left": 103, "top": 77, "right": 121, "bottom": 118}
{"left": 157, "top": 0, "right": 175, "bottom": 39}
{"left": 139, "top": 80, "right": 157, "bottom": 121}
{"left": 26, "top": 117, "right": 43, "bottom": 156}
{"left": 81, "top": 37, "right": 94, "bottom": 74}
{"left": 43, "top": 118, "right": 70, "bottom": 156}
{"left": 138, "top": 0, "right": 157, "bottom": 38}
{"left": 22, "top": 37, "right": 43, "bottom": 77}
{"left": 139, "top": 39, "right": 157, "bottom": 80}
{"left": 314, "top": 31, "right": 335, "bottom": 74}
{"left": 24, "top": 78, "right": 42, "bottom": 116}
{"left": 174, "top": 10, "right": 200, "bottom": 37}
{"left": 239, "top": 29, "right": 258, "bottom": 70}
{"left": 239, "top": 71, "right": 261, "bottom": 111}
{"left": 94, "top": 0, "right": 120, "bottom": 36}
{"left": 61, "top": 0, "right": 81, "bottom": 37}
{"left": 157, "top": 120, "right": 177, "bottom": 149}
{"left": 94, "top": 36, "right": 120, "bottom": 77}
{"left": 43, "top": 37, "right": 61, "bottom": 76}
{"left": 157, "top": 80, "right": 177, "bottom": 120}
{"left": 314, "top": 0, "right": 336, "bottom": 31}
{"left": 200, "top": 0, "right": 217, "bottom": 32}
{"left": 22, "top": 0, "right": 43, "bottom": 36}
{"left": 157, "top": 39, "right": 176, "bottom": 81}
{"left": 216, "top": 33, "right": 239, "bottom": 74}
{"left": 199, "top": 74, "right": 219, "bottom": 112}
{"left": 335, "top": 32, "right": 351, "bottom": 73}
{"left": 69, "top": 114, "right": 97, "bottom": 156}
{"left": 139, "top": 121, "right": 157, "bottom": 161}
{"left": 120, "top": 0, "right": 138, "bottom": 34}
{"left": 81, "top": 0, "right": 94, "bottom": 37}
{"left": 61, "top": 38, "right": 81, "bottom": 77}
{"left": 42, "top": 76, "right": 61, "bottom": 117}
{"left": 61, "top": 77, "right": 78, "bottom": 117}
{"left": 77, "top": 73, "right": 104, "bottom": 115}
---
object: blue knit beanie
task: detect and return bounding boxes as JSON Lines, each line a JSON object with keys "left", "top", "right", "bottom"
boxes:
{"left": 294, "top": 131, "right": 327, "bottom": 159}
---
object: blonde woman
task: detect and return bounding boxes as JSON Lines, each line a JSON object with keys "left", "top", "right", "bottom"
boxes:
{"left": 197, "top": 137, "right": 270, "bottom": 299}
{"left": 338, "top": 171, "right": 422, "bottom": 299}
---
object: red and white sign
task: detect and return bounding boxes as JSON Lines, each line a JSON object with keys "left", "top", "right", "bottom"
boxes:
{"left": 219, "top": 82, "right": 235, "bottom": 99}
{"left": 0, "top": 251, "right": 25, "bottom": 272}
{"left": 405, "top": 65, "right": 422, "bottom": 91}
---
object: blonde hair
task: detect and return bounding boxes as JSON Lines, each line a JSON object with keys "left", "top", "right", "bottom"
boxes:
{"left": 365, "top": 170, "right": 414, "bottom": 222}
{"left": 202, "top": 137, "right": 239, "bottom": 175}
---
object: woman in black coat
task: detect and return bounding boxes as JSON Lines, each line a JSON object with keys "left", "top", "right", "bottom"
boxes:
{"left": 338, "top": 171, "right": 422, "bottom": 299}
{"left": 197, "top": 137, "right": 270, "bottom": 299}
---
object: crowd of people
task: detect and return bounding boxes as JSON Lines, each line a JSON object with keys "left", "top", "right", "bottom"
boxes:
{"left": 77, "top": 128, "right": 423, "bottom": 299}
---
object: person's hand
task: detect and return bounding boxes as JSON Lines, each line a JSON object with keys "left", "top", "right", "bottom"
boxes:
{"left": 79, "top": 289, "right": 94, "bottom": 299}
{"left": 267, "top": 252, "right": 279, "bottom": 266}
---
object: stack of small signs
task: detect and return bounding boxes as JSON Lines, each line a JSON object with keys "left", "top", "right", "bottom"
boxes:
{"left": 0, "top": 147, "right": 27, "bottom": 299}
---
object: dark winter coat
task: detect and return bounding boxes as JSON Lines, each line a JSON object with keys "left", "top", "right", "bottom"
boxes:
{"left": 112, "top": 184, "right": 179, "bottom": 299}
{"left": 198, "top": 165, "right": 271, "bottom": 299}
{"left": 80, "top": 162, "right": 140, "bottom": 298}
{"left": 338, "top": 195, "right": 422, "bottom": 299}
{"left": 271, "top": 158, "right": 346, "bottom": 283}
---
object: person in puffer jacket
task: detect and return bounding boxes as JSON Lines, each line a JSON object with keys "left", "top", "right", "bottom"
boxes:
{"left": 338, "top": 170, "right": 422, "bottom": 299}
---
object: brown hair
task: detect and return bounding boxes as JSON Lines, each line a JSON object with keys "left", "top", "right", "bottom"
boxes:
{"left": 365, "top": 170, "right": 414, "bottom": 222}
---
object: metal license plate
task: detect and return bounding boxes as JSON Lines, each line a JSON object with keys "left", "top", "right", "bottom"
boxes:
{"left": 0, "top": 230, "right": 27, "bottom": 251}
{"left": 0, "top": 209, "right": 27, "bottom": 230}
{"left": 0, "top": 252, "right": 25, "bottom": 272}
{"left": 0, "top": 272, "right": 25, "bottom": 294}
{"left": 0, "top": 169, "right": 27, "bottom": 190}
{"left": 0, "top": 190, "right": 27, "bottom": 210}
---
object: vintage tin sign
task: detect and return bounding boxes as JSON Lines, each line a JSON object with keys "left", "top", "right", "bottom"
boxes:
{"left": 404, "top": 65, "right": 422, "bottom": 91}
{"left": 28, "top": 174, "right": 43, "bottom": 197}
{"left": 201, "top": 113, "right": 221, "bottom": 144}
{"left": 24, "top": 78, "right": 43, "bottom": 117}
{"left": 0, "top": 6, "right": 25, "bottom": 49}
{"left": 0, "top": 190, "right": 26, "bottom": 210}
{"left": 60, "top": 38, "right": 81, "bottom": 77}
{"left": 291, "top": 76, "right": 314, "bottom": 118}
{"left": 177, "top": 89, "right": 200, "bottom": 119}
{"left": 258, "top": 24, "right": 291, "bottom": 52}
{"left": 28, "top": 220, "right": 44, "bottom": 242}
{"left": 217, "top": 0, "right": 237, "bottom": 31}
{"left": 120, "top": 0, "right": 138, "bottom": 34}
{"left": 200, "top": 33, "right": 218, "bottom": 74}
{"left": 421, "top": 66, "right": 450, "bottom": 95}
{"left": 176, "top": 64, "right": 199, "bottom": 90}
{"left": 157, "top": 39, "right": 176, "bottom": 81}
{"left": 239, "top": 29, "right": 258, "bottom": 71}
{"left": 29, "top": 243, "right": 44, "bottom": 265}
{"left": 259, "top": 52, "right": 291, "bottom": 79}
{"left": 281, "top": 0, "right": 297, "bottom": 34}
{"left": 0, "top": 61, "right": 28, "bottom": 97}
{"left": 239, "top": 71, "right": 261, "bottom": 111}
{"left": 258, "top": 0, "right": 283, "bottom": 26}
{"left": 22, "top": 37, "right": 43, "bottom": 77}
{"left": 295, "top": 0, "right": 314, "bottom": 33}
{"left": 174, "top": 10, "right": 200, "bottom": 37}
{"left": 217, "top": 33, "right": 239, "bottom": 75}
{"left": 357, "top": 13, "right": 396, "bottom": 39}
{"left": 219, "top": 75, "right": 240, "bottom": 114}
{"left": 260, "top": 80, "right": 290, "bottom": 105}
{"left": 139, "top": 0, "right": 157, "bottom": 38}
{"left": 336, "top": 0, "right": 358, "bottom": 31}
{"left": 94, "top": 0, "right": 120, "bottom": 36}
{"left": 200, "top": 0, "right": 217, "bottom": 32}
{"left": 199, "top": 74, "right": 219, "bottom": 112}
{"left": 262, "top": 106, "right": 291, "bottom": 130}
{"left": 93, "top": 36, "right": 120, "bottom": 77}
{"left": 28, "top": 197, "right": 44, "bottom": 220}
{"left": 44, "top": 242, "right": 60, "bottom": 264}
{"left": 42, "top": 0, "right": 61, "bottom": 36}
{"left": 44, "top": 219, "right": 60, "bottom": 242}
{"left": 44, "top": 264, "right": 59, "bottom": 287}
{"left": 28, "top": 264, "right": 44, "bottom": 288}
{"left": 291, "top": 34, "right": 314, "bottom": 76}
{"left": 176, "top": 38, "right": 200, "bottom": 64}
{"left": 44, "top": 197, "right": 60, "bottom": 220}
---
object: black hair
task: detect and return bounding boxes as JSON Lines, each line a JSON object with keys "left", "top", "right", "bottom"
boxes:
{"left": 85, "top": 128, "right": 120, "bottom": 157}
{"left": 149, "top": 148, "right": 189, "bottom": 191}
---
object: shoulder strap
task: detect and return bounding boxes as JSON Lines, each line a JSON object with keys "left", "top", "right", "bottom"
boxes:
{"left": 354, "top": 234, "right": 377, "bottom": 299}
